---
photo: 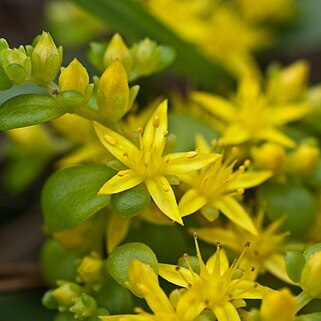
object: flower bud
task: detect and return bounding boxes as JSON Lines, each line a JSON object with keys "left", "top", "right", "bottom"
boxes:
{"left": 31, "top": 31, "right": 63, "bottom": 83}
{"left": 77, "top": 255, "right": 103, "bottom": 284}
{"left": 300, "top": 251, "right": 321, "bottom": 297}
{"left": 252, "top": 143, "right": 286, "bottom": 171}
{"left": 69, "top": 293, "right": 97, "bottom": 319}
{"left": 97, "top": 60, "right": 138, "bottom": 121}
{"left": 260, "top": 289, "right": 296, "bottom": 321}
{"left": 2, "top": 46, "right": 32, "bottom": 85}
{"left": 103, "top": 33, "right": 132, "bottom": 74}
{"left": 52, "top": 282, "right": 82, "bottom": 308}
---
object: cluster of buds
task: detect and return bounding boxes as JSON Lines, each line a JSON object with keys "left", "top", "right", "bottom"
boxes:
{"left": 0, "top": 32, "right": 62, "bottom": 89}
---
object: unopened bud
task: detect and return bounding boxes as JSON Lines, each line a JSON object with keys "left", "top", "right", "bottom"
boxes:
{"left": 69, "top": 293, "right": 97, "bottom": 319}
{"left": 31, "top": 31, "right": 63, "bottom": 83}
{"left": 289, "top": 144, "right": 320, "bottom": 174}
{"left": 52, "top": 282, "right": 82, "bottom": 308}
{"left": 77, "top": 256, "right": 103, "bottom": 284}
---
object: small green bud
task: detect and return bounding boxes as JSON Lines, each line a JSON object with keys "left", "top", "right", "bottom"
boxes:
{"left": 194, "top": 309, "right": 216, "bottom": 321}
{"left": 42, "top": 290, "right": 59, "bottom": 310}
{"left": 77, "top": 255, "right": 104, "bottom": 284}
{"left": 88, "top": 308, "right": 110, "bottom": 321}
{"left": 69, "top": 293, "right": 97, "bottom": 319}
{"left": 31, "top": 31, "right": 63, "bottom": 83}
{"left": 285, "top": 251, "right": 305, "bottom": 283}
{"left": 97, "top": 60, "right": 138, "bottom": 121}
{"left": 300, "top": 251, "right": 321, "bottom": 297}
{"left": 52, "top": 282, "right": 82, "bottom": 308}
{"left": 169, "top": 288, "right": 186, "bottom": 309}
{"left": 178, "top": 255, "right": 200, "bottom": 274}
{"left": 103, "top": 34, "right": 132, "bottom": 74}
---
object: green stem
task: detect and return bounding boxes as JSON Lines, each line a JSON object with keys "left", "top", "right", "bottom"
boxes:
{"left": 296, "top": 291, "right": 313, "bottom": 313}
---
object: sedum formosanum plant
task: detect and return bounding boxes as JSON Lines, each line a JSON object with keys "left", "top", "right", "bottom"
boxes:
{"left": 1, "top": 12, "right": 321, "bottom": 321}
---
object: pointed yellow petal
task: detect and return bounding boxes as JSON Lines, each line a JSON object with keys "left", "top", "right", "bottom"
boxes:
{"left": 220, "top": 124, "right": 250, "bottom": 145}
{"left": 267, "top": 103, "right": 311, "bottom": 125}
{"left": 190, "top": 91, "right": 235, "bottom": 121}
{"left": 195, "top": 135, "right": 212, "bottom": 153}
{"left": 128, "top": 260, "right": 175, "bottom": 315}
{"left": 176, "top": 290, "right": 206, "bottom": 321}
{"left": 165, "top": 153, "right": 220, "bottom": 175}
{"left": 158, "top": 263, "right": 199, "bottom": 288}
{"left": 228, "top": 171, "right": 272, "bottom": 191}
{"left": 257, "top": 127, "right": 295, "bottom": 147}
{"left": 146, "top": 177, "right": 183, "bottom": 225}
{"left": 179, "top": 189, "right": 207, "bottom": 217}
{"left": 99, "top": 169, "right": 143, "bottom": 194}
{"left": 106, "top": 214, "right": 131, "bottom": 253}
{"left": 265, "top": 254, "right": 296, "bottom": 284}
{"left": 231, "top": 280, "right": 268, "bottom": 299}
{"left": 100, "top": 315, "right": 154, "bottom": 321}
{"left": 94, "top": 122, "right": 139, "bottom": 168}
{"left": 215, "top": 197, "right": 258, "bottom": 235}
{"left": 142, "top": 100, "right": 168, "bottom": 153}
{"left": 206, "top": 249, "right": 229, "bottom": 274}
{"left": 213, "top": 302, "right": 241, "bottom": 321}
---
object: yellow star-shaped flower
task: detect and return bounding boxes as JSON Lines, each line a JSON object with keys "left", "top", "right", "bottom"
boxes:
{"left": 159, "top": 234, "right": 270, "bottom": 321}
{"left": 191, "top": 75, "right": 311, "bottom": 147}
{"left": 95, "top": 100, "right": 218, "bottom": 224}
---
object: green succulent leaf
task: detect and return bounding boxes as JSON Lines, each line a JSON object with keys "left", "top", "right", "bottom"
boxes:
{"left": 0, "top": 94, "right": 66, "bottom": 130}
{"left": 285, "top": 251, "right": 306, "bottom": 283}
{"left": 110, "top": 183, "right": 151, "bottom": 219}
{"left": 106, "top": 242, "right": 158, "bottom": 289}
{"left": 41, "top": 164, "right": 115, "bottom": 233}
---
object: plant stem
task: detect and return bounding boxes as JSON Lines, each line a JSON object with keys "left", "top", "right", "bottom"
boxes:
{"left": 296, "top": 291, "right": 313, "bottom": 312}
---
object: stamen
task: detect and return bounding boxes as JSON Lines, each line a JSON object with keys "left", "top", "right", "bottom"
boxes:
{"left": 244, "top": 159, "right": 251, "bottom": 168}
{"left": 193, "top": 232, "right": 208, "bottom": 277}
{"left": 182, "top": 253, "right": 198, "bottom": 282}
{"left": 237, "top": 188, "right": 245, "bottom": 195}
{"left": 238, "top": 165, "right": 245, "bottom": 172}
{"left": 187, "top": 151, "right": 198, "bottom": 159}
{"left": 163, "top": 130, "right": 169, "bottom": 137}
{"left": 152, "top": 116, "right": 160, "bottom": 128}
{"left": 175, "top": 266, "right": 192, "bottom": 288}
{"left": 136, "top": 127, "right": 143, "bottom": 149}
{"left": 163, "top": 185, "right": 169, "bottom": 192}
{"left": 104, "top": 135, "right": 116, "bottom": 146}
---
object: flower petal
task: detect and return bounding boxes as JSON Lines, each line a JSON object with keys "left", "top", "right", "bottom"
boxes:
{"left": 205, "top": 249, "right": 229, "bottom": 275}
{"left": 128, "top": 260, "right": 175, "bottom": 315}
{"left": 94, "top": 122, "right": 139, "bottom": 168}
{"left": 213, "top": 302, "right": 241, "bottom": 321}
{"left": 158, "top": 263, "right": 200, "bottom": 288}
{"left": 176, "top": 289, "right": 206, "bottom": 321}
{"left": 267, "top": 103, "right": 311, "bottom": 126}
{"left": 100, "top": 315, "right": 154, "bottom": 321}
{"left": 256, "top": 127, "right": 295, "bottom": 147}
{"left": 99, "top": 169, "right": 143, "bottom": 194}
{"left": 143, "top": 100, "right": 168, "bottom": 153}
{"left": 228, "top": 170, "right": 272, "bottom": 191}
{"left": 145, "top": 177, "right": 183, "bottom": 225}
{"left": 106, "top": 214, "right": 131, "bottom": 253}
{"left": 179, "top": 189, "right": 207, "bottom": 217}
{"left": 231, "top": 280, "right": 268, "bottom": 299}
{"left": 190, "top": 91, "right": 235, "bottom": 121}
{"left": 215, "top": 196, "right": 257, "bottom": 235}
{"left": 220, "top": 124, "right": 250, "bottom": 145}
{"left": 165, "top": 152, "right": 220, "bottom": 175}
{"left": 265, "top": 254, "right": 296, "bottom": 284}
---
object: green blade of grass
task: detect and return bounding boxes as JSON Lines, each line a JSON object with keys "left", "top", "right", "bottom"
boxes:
{"left": 72, "top": 0, "right": 235, "bottom": 92}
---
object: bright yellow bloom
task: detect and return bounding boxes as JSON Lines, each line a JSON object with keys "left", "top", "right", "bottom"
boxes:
{"left": 260, "top": 288, "right": 297, "bottom": 321}
{"left": 159, "top": 234, "right": 269, "bottom": 321}
{"left": 194, "top": 209, "right": 295, "bottom": 283}
{"left": 100, "top": 259, "right": 202, "bottom": 321}
{"left": 178, "top": 141, "right": 271, "bottom": 234}
{"left": 191, "top": 75, "right": 311, "bottom": 147}
{"left": 95, "top": 101, "right": 218, "bottom": 224}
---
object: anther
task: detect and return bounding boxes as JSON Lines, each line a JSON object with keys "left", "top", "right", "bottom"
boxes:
{"left": 237, "top": 188, "right": 244, "bottom": 195}
{"left": 231, "top": 146, "right": 239, "bottom": 154}
{"left": 251, "top": 266, "right": 255, "bottom": 272}
{"left": 187, "top": 151, "right": 198, "bottom": 159}
{"left": 163, "top": 130, "right": 168, "bottom": 137}
{"left": 238, "top": 165, "right": 245, "bottom": 172}
{"left": 244, "top": 159, "right": 251, "bottom": 167}
{"left": 118, "top": 171, "right": 126, "bottom": 177}
{"left": 245, "top": 241, "right": 251, "bottom": 247}
{"left": 104, "top": 135, "right": 116, "bottom": 146}
{"left": 52, "top": 89, "right": 59, "bottom": 96}
{"left": 193, "top": 231, "right": 198, "bottom": 239}
{"left": 183, "top": 253, "right": 189, "bottom": 260}
{"left": 123, "top": 152, "right": 128, "bottom": 157}
{"left": 175, "top": 266, "right": 180, "bottom": 271}
{"left": 215, "top": 241, "right": 221, "bottom": 248}
{"left": 136, "top": 127, "right": 143, "bottom": 134}
{"left": 152, "top": 116, "right": 160, "bottom": 128}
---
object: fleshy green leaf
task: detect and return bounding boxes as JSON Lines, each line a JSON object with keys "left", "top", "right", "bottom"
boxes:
{"left": 259, "top": 181, "right": 316, "bottom": 239}
{"left": 41, "top": 165, "right": 115, "bottom": 233}
{"left": 285, "top": 251, "right": 306, "bottom": 283}
{"left": 0, "top": 66, "right": 13, "bottom": 91}
{"left": 0, "top": 94, "right": 66, "bottom": 130}
{"left": 106, "top": 242, "right": 158, "bottom": 288}
{"left": 110, "top": 183, "right": 151, "bottom": 219}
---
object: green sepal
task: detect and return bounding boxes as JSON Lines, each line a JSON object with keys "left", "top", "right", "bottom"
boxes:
{"left": 5, "top": 63, "right": 26, "bottom": 85}
{"left": 58, "top": 90, "right": 84, "bottom": 112}
{"left": 54, "top": 312, "right": 76, "bottom": 321}
{"left": 0, "top": 66, "right": 13, "bottom": 91}
{"left": 41, "top": 165, "right": 115, "bottom": 233}
{"left": 106, "top": 242, "right": 158, "bottom": 289}
{"left": 303, "top": 243, "right": 321, "bottom": 261}
{"left": 0, "top": 94, "right": 66, "bottom": 130}
{"left": 285, "top": 251, "right": 306, "bottom": 283}
{"left": 42, "top": 290, "right": 59, "bottom": 310}
{"left": 259, "top": 181, "right": 316, "bottom": 239}
{"left": 110, "top": 183, "right": 151, "bottom": 219}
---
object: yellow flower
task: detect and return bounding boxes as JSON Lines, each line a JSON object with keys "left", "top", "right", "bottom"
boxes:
{"left": 191, "top": 75, "right": 311, "bottom": 147}
{"left": 178, "top": 140, "right": 272, "bottom": 234}
{"left": 100, "top": 259, "right": 202, "bottom": 321}
{"left": 95, "top": 100, "right": 217, "bottom": 224}
{"left": 194, "top": 209, "right": 295, "bottom": 283}
{"left": 260, "top": 288, "right": 297, "bottom": 321}
{"left": 159, "top": 234, "right": 269, "bottom": 321}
